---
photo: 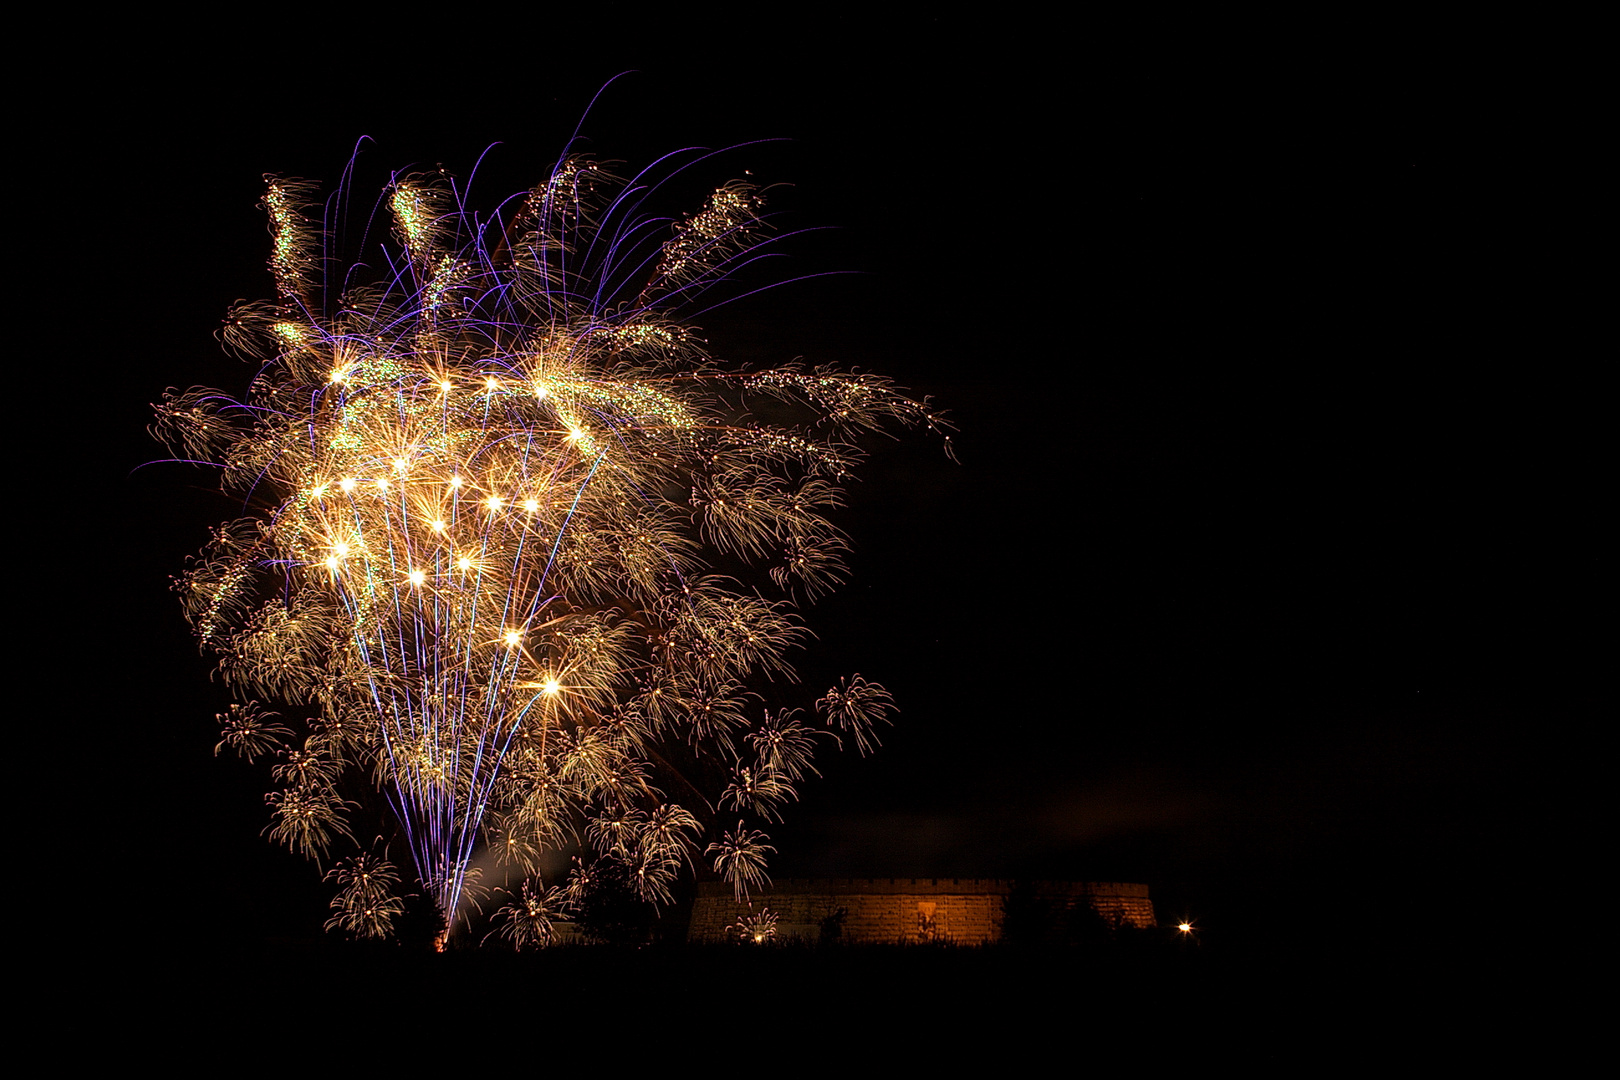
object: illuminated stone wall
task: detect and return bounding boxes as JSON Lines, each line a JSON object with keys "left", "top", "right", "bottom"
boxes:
{"left": 688, "top": 879, "right": 1156, "bottom": 945}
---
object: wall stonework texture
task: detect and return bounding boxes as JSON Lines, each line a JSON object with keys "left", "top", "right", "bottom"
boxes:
{"left": 689, "top": 879, "right": 1156, "bottom": 945}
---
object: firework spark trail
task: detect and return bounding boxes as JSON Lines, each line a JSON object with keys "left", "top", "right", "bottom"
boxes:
{"left": 157, "top": 144, "right": 950, "bottom": 936}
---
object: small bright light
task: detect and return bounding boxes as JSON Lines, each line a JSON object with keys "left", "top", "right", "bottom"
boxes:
{"left": 450, "top": 476, "right": 463, "bottom": 489}
{"left": 440, "top": 380, "right": 453, "bottom": 393}
{"left": 339, "top": 478, "right": 357, "bottom": 493}
{"left": 504, "top": 630, "right": 521, "bottom": 647}
{"left": 535, "top": 384, "right": 549, "bottom": 400}
{"left": 430, "top": 519, "right": 446, "bottom": 533}
{"left": 376, "top": 477, "right": 389, "bottom": 490}
{"left": 1178, "top": 922, "right": 1194, "bottom": 934}
{"left": 523, "top": 498, "right": 539, "bottom": 513}
{"left": 408, "top": 570, "right": 426, "bottom": 586}
{"left": 324, "top": 556, "right": 339, "bottom": 570}
{"left": 457, "top": 556, "right": 472, "bottom": 571}
{"left": 485, "top": 377, "right": 500, "bottom": 390}
{"left": 567, "top": 426, "right": 586, "bottom": 442}
{"left": 334, "top": 542, "right": 349, "bottom": 557}
{"left": 540, "top": 677, "right": 561, "bottom": 696}
{"left": 393, "top": 458, "right": 409, "bottom": 472}
{"left": 486, "top": 496, "right": 503, "bottom": 511}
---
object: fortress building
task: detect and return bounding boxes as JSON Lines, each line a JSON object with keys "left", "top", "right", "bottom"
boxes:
{"left": 689, "top": 879, "right": 1156, "bottom": 946}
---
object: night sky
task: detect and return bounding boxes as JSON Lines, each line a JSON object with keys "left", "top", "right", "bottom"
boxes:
{"left": 65, "top": 13, "right": 1595, "bottom": 966}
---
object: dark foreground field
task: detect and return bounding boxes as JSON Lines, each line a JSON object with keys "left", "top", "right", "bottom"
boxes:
{"left": 74, "top": 924, "right": 1551, "bottom": 1066}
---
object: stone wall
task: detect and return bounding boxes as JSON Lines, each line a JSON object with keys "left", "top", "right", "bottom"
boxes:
{"left": 688, "top": 879, "right": 1156, "bottom": 945}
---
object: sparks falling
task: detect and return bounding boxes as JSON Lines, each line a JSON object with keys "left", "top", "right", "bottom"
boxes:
{"left": 153, "top": 146, "right": 949, "bottom": 939}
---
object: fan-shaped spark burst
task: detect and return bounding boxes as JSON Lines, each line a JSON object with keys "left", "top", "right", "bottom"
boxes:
{"left": 156, "top": 144, "right": 942, "bottom": 937}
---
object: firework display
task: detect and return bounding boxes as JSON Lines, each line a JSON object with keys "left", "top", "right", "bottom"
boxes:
{"left": 152, "top": 147, "right": 948, "bottom": 943}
